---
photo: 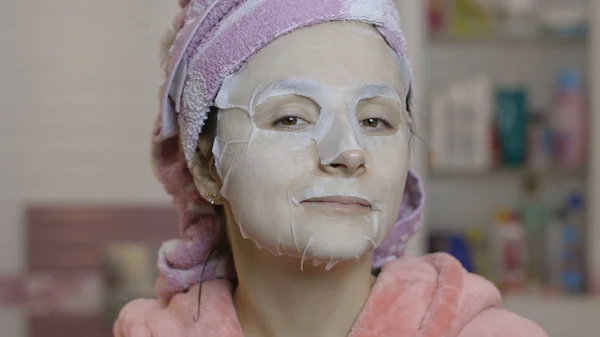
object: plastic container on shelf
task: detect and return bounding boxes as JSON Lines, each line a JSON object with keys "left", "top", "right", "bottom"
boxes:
{"left": 428, "top": 0, "right": 446, "bottom": 36}
{"left": 544, "top": 193, "right": 586, "bottom": 294}
{"left": 562, "top": 193, "right": 585, "bottom": 294}
{"left": 448, "top": 233, "right": 474, "bottom": 273}
{"left": 545, "top": 209, "right": 565, "bottom": 292}
{"left": 527, "top": 111, "right": 553, "bottom": 172}
{"left": 538, "top": 7, "right": 588, "bottom": 39}
{"left": 448, "top": 0, "right": 494, "bottom": 38}
{"left": 498, "top": 0, "right": 540, "bottom": 39}
{"left": 491, "top": 210, "right": 527, "bottom": 293}
{"left": 449, "top": 84, "right": 474, "bottom": 171}
{"left": 550, "top": 69, "right": 587, "bottom": 171}
{"left": 469, "top": 77, "right": 494, "bottom": 171}
{"left": 495, "top": 86, "right": 528, "bottom": 167}
{"left": 466, "top": 227, "right": 490, "bottom": 278}
{"left": 518, "top": 174, "right": 548, "bottom": 285}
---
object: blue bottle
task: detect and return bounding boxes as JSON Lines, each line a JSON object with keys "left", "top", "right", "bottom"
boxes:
{"left": 448, "top": 233, "right": 474, "bottom": 273}
{"left": 561, "top": 193, "right": 585, "bottom": 293}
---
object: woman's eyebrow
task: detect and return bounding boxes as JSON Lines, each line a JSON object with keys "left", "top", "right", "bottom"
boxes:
{"left": 255, "top": 79, "right": 325, "bottom": 105}
{"left": 355, "top": 84, "right": 402, "bottom": 101}
{"left": 254, "top": 81, "right": 403, "bottom": 111}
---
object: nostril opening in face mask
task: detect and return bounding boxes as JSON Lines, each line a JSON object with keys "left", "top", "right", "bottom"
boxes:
{"left": 324, "top": 148, "right": 367, "bottom": 177}
{"left": 329, "top": 162, "right": 366, "bottom": 170}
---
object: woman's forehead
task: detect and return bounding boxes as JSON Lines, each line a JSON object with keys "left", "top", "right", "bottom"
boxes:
{"left": 222, "top": 22, "right": 405, "bottom": 106}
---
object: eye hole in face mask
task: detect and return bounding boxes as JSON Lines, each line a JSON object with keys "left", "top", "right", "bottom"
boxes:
{"left": 273, "top": 116, "right": 310, "bottom": 130}
{"left": 356, "top": 96, "right": 404, "bottom": 136}
{"left": 356, "top": 105, "right": 401, "bottom": 136}
{"left": 360, "top": 117, "right": 392, "bottom": 130}
{"left": 254, "top": 95, "right": 319, "bottom": 132}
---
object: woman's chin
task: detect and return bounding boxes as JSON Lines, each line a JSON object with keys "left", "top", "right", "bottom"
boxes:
{"left": 274, "top": 236, "right": 376, "bottom": 264}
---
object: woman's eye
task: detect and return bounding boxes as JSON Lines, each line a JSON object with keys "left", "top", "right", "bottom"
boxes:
{"left": 273, "top": 116, "right": 309, "bottom": 129}
{"left": 361, "top": 118, "right": 390, "bottom": 130}
{"left": 280, "top": 117, "right": 299, "bottom": 126}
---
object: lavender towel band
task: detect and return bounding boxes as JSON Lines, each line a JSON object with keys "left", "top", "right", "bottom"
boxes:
{"left": 152, "top": 0, "right": 424, "bottom": 301}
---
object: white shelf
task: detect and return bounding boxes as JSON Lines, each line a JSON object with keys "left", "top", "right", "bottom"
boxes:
{"left": 504, "top": 295, "right": 600, "bottom": 337}
{"left": 428, "top": 34, "right": 588, "bottom": 48}
{"left": 427, "top": 167, "right": 586, "bottom": 179}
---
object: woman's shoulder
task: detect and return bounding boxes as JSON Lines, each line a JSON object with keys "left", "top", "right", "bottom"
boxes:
{"left": 113, "top": 284, "right": 203, "bottom": 337}
{"left": 113, "top": 298, "right": 168, "bottom": 337}
{"left": 113, "top": 280, "right": 238, "bottom": 337}
{"left": 113, "top": 295, "right": 195, "bottom": 337}
{"left": 408, "top": 253, "right": 548, "bottom": 337}
{"left": 457, "top": 306, "right": 548, "bottom": 337}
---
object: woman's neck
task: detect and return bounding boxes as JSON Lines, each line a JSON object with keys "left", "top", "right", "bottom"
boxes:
{"left": 227, "top": 220, "right": 375, "bottom": 337}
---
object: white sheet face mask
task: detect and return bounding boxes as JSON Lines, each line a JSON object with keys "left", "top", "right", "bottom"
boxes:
{"left": 211, "top": 23, "right": 410, "bottom": 268}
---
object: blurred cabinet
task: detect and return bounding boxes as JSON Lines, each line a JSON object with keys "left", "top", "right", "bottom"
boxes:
{"left": 25, "top": 206, "right": 178, "bottom": 337}
{"left": 588, "top": 0, "right": 600, "bottom": 297}
{"left": 421, "top": 0, "right": 600, "bottom": 335}
{"left": 504, "top": 296, "right": 600, "bottom": 336}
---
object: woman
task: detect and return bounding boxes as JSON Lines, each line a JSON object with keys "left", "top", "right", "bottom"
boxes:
{"left": 114, "top": 0, "right": 547, "bottom": 336}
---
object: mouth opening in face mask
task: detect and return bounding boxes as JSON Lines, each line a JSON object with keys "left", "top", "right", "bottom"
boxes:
{"left": 300, "top": 195, "right": 373, "bottom": 215}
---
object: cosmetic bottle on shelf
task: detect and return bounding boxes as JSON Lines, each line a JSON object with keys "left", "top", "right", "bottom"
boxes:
{"left": 492, "top": 210, "right": 527, "bottom": 294}
{"left": 550, "top": 69, "right": 587, "bottom": 171}
{"left": 518, "top": 174, "right": 548, "bottom": 286}
{"left": 527, "top": 111, "right": 553, "bottom": 172}
{"left": 495, "top": 86, "right": 528, "bottom": 167}
{"left": 562, "top": 193, "right": 585, "bottom": 294}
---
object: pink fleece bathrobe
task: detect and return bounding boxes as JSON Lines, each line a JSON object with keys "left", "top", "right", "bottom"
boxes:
{"left": 115, "top": 254, "right": 547, "bottom": 337}
{"left": 114, "top": 0, "right": 548, "bottom": 336}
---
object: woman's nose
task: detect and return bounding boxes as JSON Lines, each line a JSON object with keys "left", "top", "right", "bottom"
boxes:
{"left": 321, "top": 149, "right": 366, "bottom": 177}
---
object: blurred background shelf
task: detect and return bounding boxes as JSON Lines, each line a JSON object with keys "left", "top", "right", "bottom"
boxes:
{"left": 503, "top": 293, "right": 600, "bottom": 306}
{"left": 428, "top": 167, "right": 586, "bottom": 179}
{"left": 428, "top": 34, "right": 587, "bottom": 48}
{"left": 422, "top": 2, "right": 599, "bottom": 336}
{"left": 503, "top": 295, "right": 600, "bottom": 336}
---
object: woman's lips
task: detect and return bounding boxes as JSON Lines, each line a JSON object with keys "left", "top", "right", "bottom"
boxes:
{"left": 300, "top": 196, "right": 372, "bottom": 214}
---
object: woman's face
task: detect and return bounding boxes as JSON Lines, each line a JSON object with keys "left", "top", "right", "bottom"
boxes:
{"left": 212, "top": 22, "right": 410, "bottom": 267}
